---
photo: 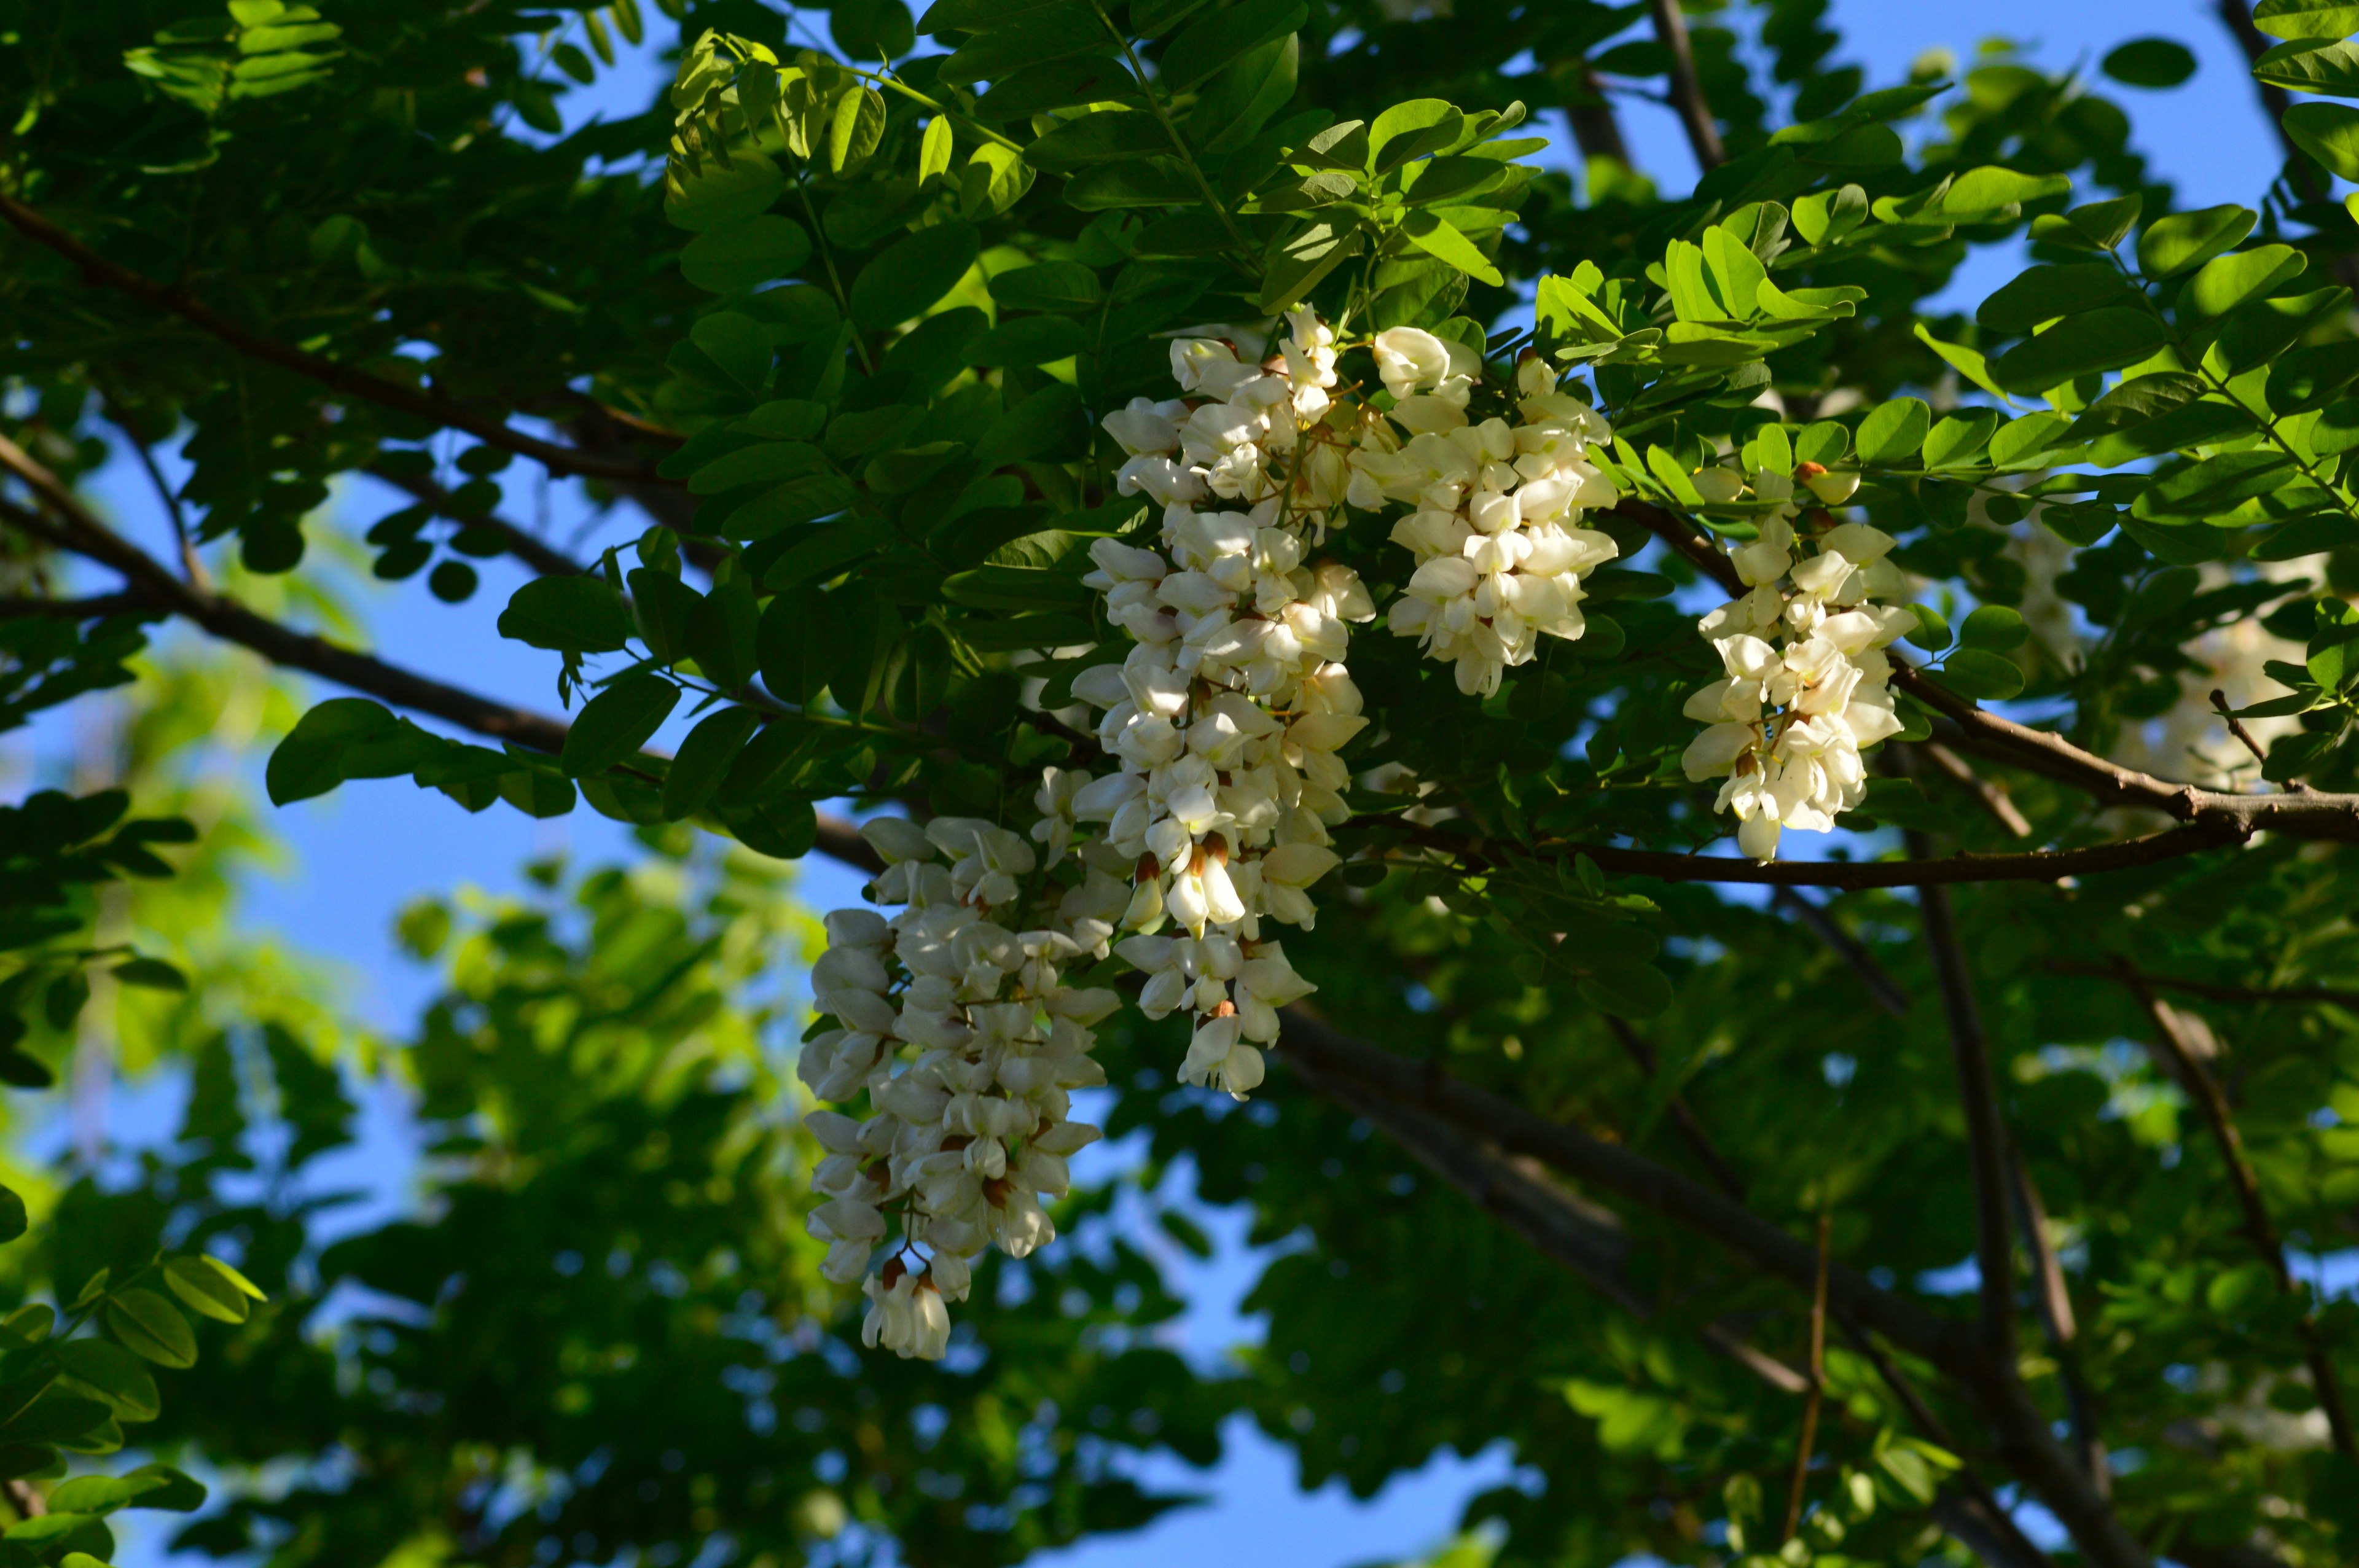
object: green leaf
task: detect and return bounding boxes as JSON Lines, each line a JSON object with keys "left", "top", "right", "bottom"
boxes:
{"left": 561, "top": 676, "right": 680, "bottom": 777}
{"left": 1958, "top": 605, "right": 2028, "bottom": 652}
{"left": 665, "top": 150, "right": 784, "bottom": 233}
{"left": 1941, "top": 165, "right": 2070, "bottom": 215}
{"left": 970, "top": 314, "right": 1086, "bottom": 366}
{"left": 2254, "top": 0, "right": 2359, "bottom": 39}
{"left": 2028, "top": 193, "right": 2143, "bottom": 253}
{"left": 663, "top": 708, "right": 762, "bottom": 820}
{"left": 629, "top": 568, "right": 701, "bottom": 665}
{"left": 110, "top": 958, "right": 186, "bottom": 992}
{"left": 823, "top": 94, "right": 891, "bottom": 174}
{"left": 1400, "top": 210, "right": 1500, "bottom": 286}
{"left": 1935, "top": 649, "right": 2025, "bottom": 701}
{"left": 49, "top": 1342, "right": 158, "bottom": 1423}
{"left": 2137, "top": 204, "right": 2258, "bottom": 279}
{"left": 848, "top": 223, "right": 980, "bottom": 329}
{"left": 1975, "top": 262, "right": 2140, "bottom": 334}
{"left": 990, "top": 260, "right": 1102, "bottom": 312}
{"left": 687, "top": 577, "right": 760, "bottom": 692}
{"left": 2068, "top": 373, "right": 2251, "bottom": 466}
{"left": 265, "top": 698, "right": 444, "bottom": 806}
{"left": 1369, "top": 98, "right": 1463, "bottom": 173}
{"left": 1025, "top": 109, "right": 1171, "bottom": 168}
{"left": 679, "top": 216, "right": 812, "bottom": 295}
{"left": 917, "top": 0, "right": 1075, "bottom": 32}
{"left": 162, "top": 1258, "right": 252, "bottom": 1324}
{"left": 2213, "top": 286, "right": 2352, "bottom": 373}
{"left": 1911, "top": 323, "right": 2012, "bottom": 404}
{"left": 1922, "top": 408, "right": 2001, "bottom": 469}
{"left": 942, "top": 564, "right": 1090, "bottom": 610}
{"left": 2254, "top": 36, "right": 2359, "bottom": 95}
{"left": 2133, "top": 451, "right": 2297, "bottom": 520}
{"left": 1855, "top": 397, "right": 1930, "bottom": 464}
{"left": 918, "top": 114, "right": 955, "bottom": 183}
{"left": 499, "top": 577, "right": 634, "bottom": 653}
{"left": 976, "top": 383, "right": 1086, "bottom": 467}
{"left": 104, "top": 1290, "right": 197, "bottom": 1370}
{"left": 1259, "top": 221, "right": 1361, "bottom": 313}
{"left": 1989, "top": 308, "right": 2169, "bottom": 393}
{"left": 2102, "top": 38, "right": 2196, "bottom": 89}
{"left": 960, "top": 144, "right": 1035, "bottom": 220}
{"left": 689, "top": 441, "right": 824, "bottom": 496}
{"left": 2183, "top": 244, "right": 2306, "bottom": 318}
{"left": 1158, "top": 0, "right": 1305, "bottom": 93}
{"left": 1990, "top": 412, "right": 2073, "bottom": 467}
{"left": 121, "top": 1464, "right": 205, "bottom": 1513}
{"left": 0, "top": 1187, "right": 21, "bottom": 1246}
{"left": 2267, "top": 338, "right": 2359, "bottom": 413}
{"left": 1063, "top": 157, "right": 1202, "bottom": 208}
{"left": 1903, "top": 601, "right": 1952, "bottom": 653}
{"left": 689, "top": 312, "right": 772, "bottom": 394}
{"left": 2285, "top": 101, "right": 2359, "bottom": 179}
{"left": 936, "top": 3, "right": 1113, "bottom": 85}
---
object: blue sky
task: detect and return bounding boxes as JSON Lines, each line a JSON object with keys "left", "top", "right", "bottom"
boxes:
{"left": 1, "top": 2, "right": 2326, "bottom": 1564}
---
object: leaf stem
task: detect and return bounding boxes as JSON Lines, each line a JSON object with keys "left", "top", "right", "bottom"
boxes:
{"left": 1083, "top": 0, "right": 1258, "bottom": 267}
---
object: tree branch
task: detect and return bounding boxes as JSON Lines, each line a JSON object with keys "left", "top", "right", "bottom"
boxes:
{"left": 2048, "top": 962, "right": 2359, "bottom": 1012}
{"left": 2010, "top": 1151, "right": 2111, "bottom": 1496}
{"left": 1603, "top": 1015, "right": 1748, "bottom": 1199}
{"left": 1922, "top": 741, "right": 2033, "bottom": 838}
{"left": 1645, "top": 0, "right": 1726, "bottom": 171}
{"left": 0, "top": 592, "right": 155, "bottom": 619}
{"left": 0, "top": 194, "right": 667, "bottom": 487}
{"left": 0, "top": 434, "right": 879, "bottom": 873}
{"left": 1910, "top": 853, "right": 2017, "bottom": 1362}
{"left": 1619, "top": 497, "right": 2359, "bottom": 844}
{"left": 2121, "top": 970, "right": 2358, "bottom": 1459}
{"left": 1373, "top": 817, "right": 2247, "bottom": 889}
{"left": 366, "top": 465, "right": 590, "bottom": 579}
{"left": 1278, "top": 1006, "right": 2152, "bottom": 1568}
{"left": 1770, "top": 887, "right": 1912, "bottom": 1016}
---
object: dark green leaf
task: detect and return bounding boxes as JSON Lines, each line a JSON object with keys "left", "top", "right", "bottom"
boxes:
{"left": 1934, "top": 649, "right": 2025, "bottom": 701}
{"left": 663, "top": 708, "right": 762, "bottom": 820}
{"left": 1158, "top": 0, "right": 1305, "bottom": 93}
{"left": 561, "top": 676, "right": 680, "bottom": 777}
{"left": 680, "top": 216, "right": 813, "bottom": 294}
{"left": 665, "top": 150, "right": 784, "bottom": 233}
{"left": 104, "top": 1290, "right": 197, "bottom": 1370}
{"left": 991, "top": 261, "right": 1103, "bottom": 312}
{"left": 2101, "top": 38, "right": 2196, "bottom": 89}
{"left": 970, "top": 314, "right": 1087, "bottom": 366}
{"left": 936, "top": 4, "right": 1113, "bottom": 87}
{"left": 2253, "top": 36, "right": 2359, "bottom": 96}
{"left": 1975, "top": 263, "right": 2140, "bottom": 334}
{"left": 2137, "top": 204, "right": 2258, "bottom": 279}
{"left": 1958, "top": 605, "right": 2028, "bottom": 652}
{"left": 1989, "top": 308, "right": 2168, "bottom": 392}
{"left": 499, "top": 577, "right": 634, "bottom": 653}
{"left": 848, "top": 224, "right": 981, "bottom": 329}
{"left": 1855, "top": 397, "right": 1930, "bottom": 464}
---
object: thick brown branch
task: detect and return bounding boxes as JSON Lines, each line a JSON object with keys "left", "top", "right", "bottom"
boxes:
{"left": 0, "top": 194, "right": 667, "bottom": 486}
{"left": 1922, "top": 741, "right": 2034, "bottom": 838}
{"left": 1645, "top": 0, "right": 1725, "bottom": 171}
{"left": 2124, "top": 972, "right": 2358, "bottom": 1459}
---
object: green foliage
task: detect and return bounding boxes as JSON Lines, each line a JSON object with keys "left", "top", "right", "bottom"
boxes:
{"left": 10, "top": 2, "right": 2359, "bottom": 1566}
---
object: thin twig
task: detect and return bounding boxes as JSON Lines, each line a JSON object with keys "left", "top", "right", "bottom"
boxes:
{"left": 1910, "top": 844, "right": 2016, "bottom": 1362}
{"left": 1770, "top": 887, "right": 1912, "bottom": 1016}
{"left": 2009, "top": 1152, "right": 2111, "bottom": 1496}
{"left": 2046, "top": 962, "right": 2359, "bottom": 1012}
{"left": 0, "top": 193, "right": 664, "bottom": 485}
{"left": 1618, "top": 496, "right": 2359, "bottom": 846}
{"left": 96, "top": 399, "right": 206, "bottom": 588}
{"left": 1781, "top": 1212, "right": 1831, "bottom": 1545}
{"left": 366, "top": 464, "right": 589, "bottom": 578}
{"left": 1646, "top": 0, "right": 1725, "bottom": 171}
{"left": 1086, "top": 0, "right": 1258, "bottom": 262}
{"left": 1603, "top": 1015, "right": 1747, "bottom": 1199}
{"left": 2208, "top": 688, "right": 2274, "bottom": 774}
{"left": 2119, "top": 968, "right": 2358, "bottom": 1459}
{"left": 1922, "top": 741, "right": 2034, "bottom": 838}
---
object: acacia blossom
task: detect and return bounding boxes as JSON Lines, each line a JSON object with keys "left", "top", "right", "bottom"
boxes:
{"left": 1679, "top": 462, "right": 1915, "bottom": 861}
{"left": 1353, "top": 327, "right": 1624, "bottom": 696}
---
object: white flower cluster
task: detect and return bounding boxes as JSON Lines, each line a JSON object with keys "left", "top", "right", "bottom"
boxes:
{"left": 1349, "top": 328, "right": 1624, "bottom": 697}
{"left": 1679, "top": 464, "right": 1916, "bottom": 861}
{"left": 1071, "top": 306, "right": 1375, "bottom": 1098}
{"left": 799, "top": 814, "right": 1121, "bottom": 1360}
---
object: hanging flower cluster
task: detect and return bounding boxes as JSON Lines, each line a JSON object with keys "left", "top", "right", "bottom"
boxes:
{"left": 1072, "top": 306, "right": 1375, "bottom": 1098}
{"left": 1349, "top": 328, "right": 1624, "bottom": 697}
{"left": 800, "top": 814, "right": 1122, "bottom": 1360}
{"left": 800, "top": 308, "right": 1387, "bottom": 1359}
{"left": 1679, "top": 462, "right": 1916, "bottom": 861}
